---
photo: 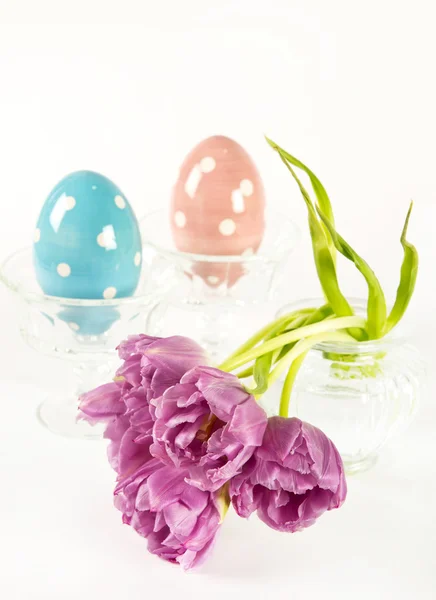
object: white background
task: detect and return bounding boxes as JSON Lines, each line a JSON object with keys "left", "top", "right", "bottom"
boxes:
{"left": 0, "top": 1, "right": 435, "bottom": 599}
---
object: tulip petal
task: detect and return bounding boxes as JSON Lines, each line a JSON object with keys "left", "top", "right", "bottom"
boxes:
{"left": 78, "top": 382, "right": 124, "bottom": 422}
{"left": 230, "top": 416, "right": 347, "bottom": 533}
{"left": 114, "top": 462, "right": 221, "bottom": 571}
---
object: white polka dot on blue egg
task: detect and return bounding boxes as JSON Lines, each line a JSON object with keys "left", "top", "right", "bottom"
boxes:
{"left": 33, "top": 171, "right": 142, "bottom": 334}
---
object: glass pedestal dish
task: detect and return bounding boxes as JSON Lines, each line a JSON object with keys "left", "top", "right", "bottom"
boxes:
{"left": 0, "top": 247, "right": 166, "bottom": 439}
{"left": 260, "top": 298, "right": 426, "bottom": 474}
{"left": 141, "top": 209, "right": 300, "bottom": 361}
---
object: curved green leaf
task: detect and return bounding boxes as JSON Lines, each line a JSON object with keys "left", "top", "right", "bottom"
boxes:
{"left": 265, "top": 136, "right": 336, "bottom": 259}
{"left": 248, "top": 351, "right": 273, "bottom": 395}
{"left": 385, "top": 202, "right": 418, "bottom": 333}
{"left": 277, "top": 304, "right": 334, "bottom": 361}
{"left": 247, "top": 310, "right": 314, "bottom": 393}
{"left": 271, "top": 151, "right": 364, "bottom": 340}
{"left": 316, "top": 206, "right": 386, "bottom": 339}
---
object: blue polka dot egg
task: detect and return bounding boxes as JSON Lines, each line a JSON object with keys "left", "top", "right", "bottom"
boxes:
{"left": 33, "top": 171, "right": 142, "bottom": 301}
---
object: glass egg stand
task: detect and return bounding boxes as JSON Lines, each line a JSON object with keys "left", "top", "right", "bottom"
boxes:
{"left": 141, "top": 209, "right": 300, "bottom": 361}
{"left": 0, "top": 244, "right": 166, "bottom": 439}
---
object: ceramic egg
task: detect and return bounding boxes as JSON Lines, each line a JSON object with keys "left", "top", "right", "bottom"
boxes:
{"left": 33, "top": 170, "right": 142, "bottom": 300}
{"left": 33, "top": 171, "right": 142, "bottom": 335}
{"left": 170, "top": 136, "right": 266, "bottom": 286}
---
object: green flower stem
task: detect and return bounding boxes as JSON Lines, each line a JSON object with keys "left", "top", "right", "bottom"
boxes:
{"left": 236, "top": 343, "right": 303, "bottom": 381}
{"left": 235, "top": 365, "right": 254, "bottom": 379}
{"left": 283, "top": 314, "right": 309, "bottom": 332}
{"left": 236, "top": 336, "right": 307, "bottom": 381}
{"left": 218, "top": 307, "right": 315, "bottom": 368}
{"left": 279, "top": 351, "right": 308, "bottom": 418}
{"left": 219, "top": 316, "right": 366, "bottom": 373}
{"left": 277, "top": 330, "right": 355, "bottom": 417}
{"left": 275, "top": 305, "right": 334, "bottom": 363}
{"left": 271, "top": 347, "right": 282, "bottom": 364}
{"left": 247, "top": 309, "right": 321, "bottom": 395}
{"left": 269, "top": 330, "right": 354, "bottom": 389}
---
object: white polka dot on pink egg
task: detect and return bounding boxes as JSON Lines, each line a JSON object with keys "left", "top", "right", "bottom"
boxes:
{"left": 219, "top": 218, "right": 236, "bottom": 236}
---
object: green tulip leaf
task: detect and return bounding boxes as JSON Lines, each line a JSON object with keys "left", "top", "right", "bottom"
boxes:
{"left": 265, "top": 136, "right": 336, "bottom": 258}
{"left": 268, "top": 148, "right": 365, "bottom": 339}
{"left": 247, "top": 310, "right": 309, "bottom": 393}
{"left": 316, "top": 206, "right": 386, "bottom": 339}
{"left": 249, "top": 351, "right": 273, "bottom": 395}
{"left": 277, "top": 304, "right": 334, "bottom": 361}
{"left": 385, "top": 202, "right": 418, "bottom": 333}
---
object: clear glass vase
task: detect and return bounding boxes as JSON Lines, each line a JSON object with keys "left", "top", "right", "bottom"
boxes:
{"left": 141, "top": 209, "right": 300, "bottom": 360}
{"left": 264, "top": 298, "right": 426, "bottom": 474}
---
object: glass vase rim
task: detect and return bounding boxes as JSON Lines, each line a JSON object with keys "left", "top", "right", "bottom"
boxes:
{"left": 139, "top": 208, "right": 300, "bottom": 265}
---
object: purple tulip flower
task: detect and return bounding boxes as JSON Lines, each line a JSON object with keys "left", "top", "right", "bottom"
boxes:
{"left": 116, "top": 334, "right": 209, "bottom": 401}
{"left": 78, "top": 334, "right": 208, "bottom": 474}
{"left": 151, "top": 366, "right": 267, "bottom": 492}
{"left": 230, "top": 416, "right": 347, "bottom": 532}
{"left": 114, "top": 460, "right": 223, "bottom": 570}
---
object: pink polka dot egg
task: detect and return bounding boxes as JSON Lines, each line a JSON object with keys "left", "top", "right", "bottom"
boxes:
{"left": 33, "top": 171, "right": 142, "bottom": 333}
{"left": 171, "top": 136, "right": 266, "bottom": 286}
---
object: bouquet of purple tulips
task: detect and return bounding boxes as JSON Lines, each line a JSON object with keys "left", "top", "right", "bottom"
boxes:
{"left": 79, "top": 139, "right": 417, "bottom": 570}
{"left": 80, "top": 335, "right": 346, "bottom": 570}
